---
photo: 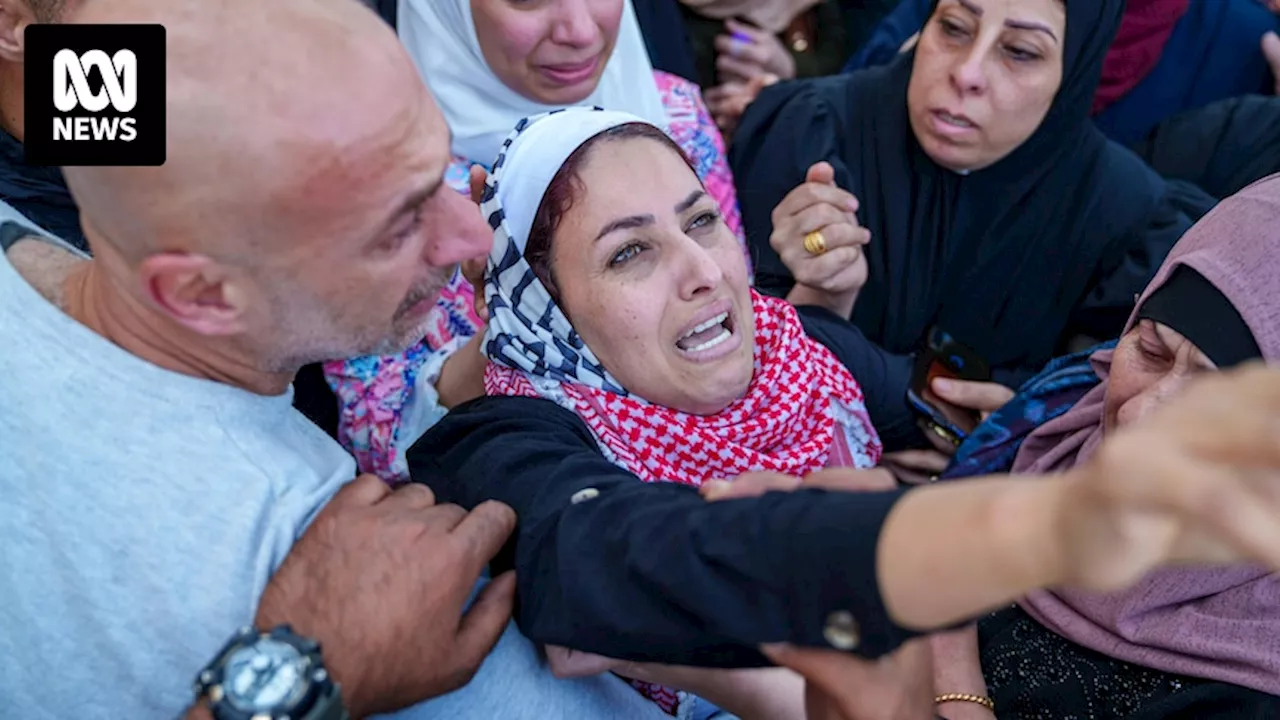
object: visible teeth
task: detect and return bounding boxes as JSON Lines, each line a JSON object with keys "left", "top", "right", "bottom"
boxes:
{"left": 684, "top": 326, "right": 732, "bottom": 353}
{"left": 682, "top": 312, "right": 729, "bottom": 340}
{"left": 939, "top": 112, "right": 973, "bottom": 128}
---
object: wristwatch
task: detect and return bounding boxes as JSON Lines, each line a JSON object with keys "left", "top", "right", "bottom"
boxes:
{"left": 194, "top": 625, "right": 348, "bottom": 720}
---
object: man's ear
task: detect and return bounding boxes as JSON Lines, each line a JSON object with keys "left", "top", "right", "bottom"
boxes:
{"left": 0, "top": 0, "right": 35, "bottom": 63}
{"left": 137, "top": 252, "right": 251, "bottom": 337}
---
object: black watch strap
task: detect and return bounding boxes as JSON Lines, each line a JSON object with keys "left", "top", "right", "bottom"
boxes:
{"left": 304, "top": 682, "right": 348, "bottom": 720}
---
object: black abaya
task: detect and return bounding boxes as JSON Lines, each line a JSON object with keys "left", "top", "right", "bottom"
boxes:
{"left": 1132, "top": 94, "right": 1280, "bottom": 202}
{"left": 731, "top": 0, "right": 1215, "bottom": 384}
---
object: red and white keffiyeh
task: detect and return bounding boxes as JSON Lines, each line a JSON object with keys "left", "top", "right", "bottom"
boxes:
{"left": 486, "top": 291, "right": 882, "bottom": 486}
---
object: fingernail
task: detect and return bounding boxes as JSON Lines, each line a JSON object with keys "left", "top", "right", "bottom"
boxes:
{"left": 932, "top": 378, "right": 953, "bottom": 393}
{"left": 846, "top": 199, "right": 858, "bottom": 212}
{"left": 731, "top": 30, "right": 752, "bottom": 44}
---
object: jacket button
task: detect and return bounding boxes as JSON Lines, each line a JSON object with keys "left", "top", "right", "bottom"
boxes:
{"left": 823, "top": 611, "right": 861, "bottom": 651}
{"left": 570, "top": 488, "right": 600, "bottom": 504}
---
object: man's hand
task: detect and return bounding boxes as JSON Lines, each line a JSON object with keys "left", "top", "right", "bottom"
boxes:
{"left": 255, "top": 475, "right": 517, "bottom": 718}
{"left": 763, "top": 640, "right": 935, "bottom": 720}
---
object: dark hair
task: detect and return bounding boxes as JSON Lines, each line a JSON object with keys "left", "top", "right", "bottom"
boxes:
{"left": 524, "top": 122, "right": 696, "bottom": 304}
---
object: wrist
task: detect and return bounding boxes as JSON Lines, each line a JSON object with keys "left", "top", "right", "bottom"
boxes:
{"left": 877, "top": 476, "right": 1066, "bottom": 629}
{"left": 185, "top": 703, "right": 215, "bottom": 720}
{"left": 931, "top": 696, "right": 998, "bottom": 712}
{"left": 240, "top": 618, "right": 364, "bottom": 719}
{"left": 786, "top": 283, "right": 857, "bottom": 318}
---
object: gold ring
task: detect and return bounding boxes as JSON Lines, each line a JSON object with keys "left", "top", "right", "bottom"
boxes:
{"left": 803, "top": 230, "right": 827, "bottom": 255}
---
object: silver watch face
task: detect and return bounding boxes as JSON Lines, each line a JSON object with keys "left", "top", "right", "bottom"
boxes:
{"left": 222, "top": 638, "right": 309, "bottom": 712}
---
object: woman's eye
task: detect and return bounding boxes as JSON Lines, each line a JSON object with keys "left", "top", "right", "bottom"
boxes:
{"left": 608, "top": 242, "right": 644, "bottom": 267}
{"left": 1005, "top": 45, "right": 1041, "bottom": 62}
{"left": 686, "top": 210, "right": 720, "bottom": 233}
{"left": 1137, "top": 340, "right": 1169, "bottom": 364}
{"left": 939, "top": 19, "right": 968, "bottom": 38}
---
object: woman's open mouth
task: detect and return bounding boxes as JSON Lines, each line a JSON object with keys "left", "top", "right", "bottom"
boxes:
{"left": 675, "top": 304, "right": 741, "bottom": 361}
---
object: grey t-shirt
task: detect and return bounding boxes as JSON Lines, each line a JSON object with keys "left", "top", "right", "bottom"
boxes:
{"left": 0, "top": 232, "right": 356, "bottom": 716}
{"left": 0, "top": 227, "right": 672, "bottom": 720}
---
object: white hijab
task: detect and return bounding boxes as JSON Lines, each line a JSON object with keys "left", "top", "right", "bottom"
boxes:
{"left": 397, "top": 0, "right": 669, "bottom": 164}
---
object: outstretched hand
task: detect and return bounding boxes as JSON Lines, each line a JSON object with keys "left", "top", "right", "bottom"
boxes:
{"left": 1056, "top": 364, "right": 1280, "bottom": 592}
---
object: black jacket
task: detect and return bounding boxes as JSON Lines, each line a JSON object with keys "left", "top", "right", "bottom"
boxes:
{"left": 408, "top": 307, "right": 923, "bottom": 666}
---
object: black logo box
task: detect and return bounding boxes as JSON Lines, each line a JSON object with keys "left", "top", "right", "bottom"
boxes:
{"left": 24, "top": 24, "right": 166, "bottom": 167}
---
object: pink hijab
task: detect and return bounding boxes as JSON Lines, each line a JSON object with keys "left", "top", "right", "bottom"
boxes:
{"left": 1013, "top": 174, "right": 1280, "bottom": 695}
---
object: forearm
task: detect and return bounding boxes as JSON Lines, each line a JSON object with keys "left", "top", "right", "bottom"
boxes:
{"left": 434, "top": 333, "right": 486, "bottom": 409}
{"left": 787, "top": 284, "right": 855, "bottom": 319}
{"left": 512, "top": 483, "right": 918, "bottom": 665}
{"left": 877, "top": 475, "right": 1066, "bottom": 630}
{"left": 930, "top": 626, "right": 991, "bottom": 718}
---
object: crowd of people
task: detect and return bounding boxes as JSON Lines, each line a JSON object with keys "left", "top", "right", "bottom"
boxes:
{"left": 2, "top": 0, "right": 1280, "bottom": 718}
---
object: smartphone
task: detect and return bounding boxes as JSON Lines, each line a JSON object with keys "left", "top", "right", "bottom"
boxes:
{"left": 906, "top": 328, "right": 991, "bottom": 446}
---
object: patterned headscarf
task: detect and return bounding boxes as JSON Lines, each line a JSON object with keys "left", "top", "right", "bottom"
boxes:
{"left": 481, "top": 109, "right": 632, "bottom": 396}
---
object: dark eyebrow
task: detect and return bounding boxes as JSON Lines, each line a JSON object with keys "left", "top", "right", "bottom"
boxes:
{"left": 951, "top": 0, "right": 1057, "bottom": 42}
{"left": 1005, "top": 19, "right": 1058, "bottom": 41}
{"left": 594, "top": 214, "right": 655, "bottom": 242}
{"left": 593, "top": 190, "right": 709, "bottom": 242}
{"left": 675, "top": 189, "right": 706, "bottom": 214}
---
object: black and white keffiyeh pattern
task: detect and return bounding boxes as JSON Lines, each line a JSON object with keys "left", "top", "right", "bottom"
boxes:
{"left": 481, "top": 108, "right": 659, "bottom": 395}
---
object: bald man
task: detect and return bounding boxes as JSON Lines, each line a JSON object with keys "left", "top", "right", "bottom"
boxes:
{"left": 0, "top": 0, "right": 667, "bottom": 717}
{"left": 0, "top": 0, "right": 87, "bottom": 247}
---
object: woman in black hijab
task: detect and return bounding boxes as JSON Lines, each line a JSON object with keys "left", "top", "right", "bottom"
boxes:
{"left": 731, "top": 0, "right": 1214, "bottom": 388}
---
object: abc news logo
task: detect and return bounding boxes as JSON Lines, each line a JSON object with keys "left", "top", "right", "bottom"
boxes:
{"left": 24, "top": 24, "right": 165, "bottom": 166}
{"left": 53, "top": 49, "right": 139, "bottom": 142}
